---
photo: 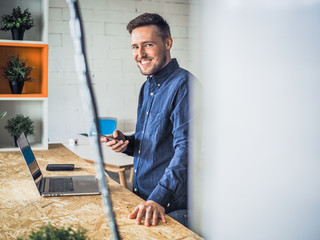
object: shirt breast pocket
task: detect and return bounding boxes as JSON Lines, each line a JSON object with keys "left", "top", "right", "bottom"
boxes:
{"left": 146, "top": 111, "right": 165, "bottom": 139}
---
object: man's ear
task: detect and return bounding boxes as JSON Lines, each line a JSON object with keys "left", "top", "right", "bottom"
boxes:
{"left": 166, "top": 36, "right": 173, "bottom": 50}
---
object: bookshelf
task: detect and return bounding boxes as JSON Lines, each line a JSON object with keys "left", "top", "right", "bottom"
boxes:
{"left": 0, "top": 0, "right": 49, "bottom": 151}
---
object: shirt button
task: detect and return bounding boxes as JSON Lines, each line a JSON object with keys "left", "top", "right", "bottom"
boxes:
{"left": 146, "top": 111, "right": 149, "bottom": 115}
{"left": 134, "top": 169, "right": 137, "bottom": 173}
{"left": 150, "top": 92, "right": 154, "bottom": 96}
{"left": 138, "top": 150, "right": 141, "bottom": 154}
{"left": 167, "top": 203, "right": 170, "bottom": 207}
{"left": 134, "top": 188, "right": 137, "bottom": 192}
{"left": 158, "top": 84, "right": 160, "bottom": 87}
{"left": 142, "top": 130, "right": 144, "bottom": 134}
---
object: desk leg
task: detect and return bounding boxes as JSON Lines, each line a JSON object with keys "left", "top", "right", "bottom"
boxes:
{"left": 118, "top": 170, "right": 127, "bottom": 189}
{"left": 102, "top": 163, "right": 133, "bottom": 189}
{"left": 129, "top": 167, "right": 134, "bottom": 183}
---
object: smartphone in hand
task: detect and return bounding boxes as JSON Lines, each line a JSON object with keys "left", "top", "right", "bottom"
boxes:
{"left": 99, "top": 134, "right": 120, "bottom": 143}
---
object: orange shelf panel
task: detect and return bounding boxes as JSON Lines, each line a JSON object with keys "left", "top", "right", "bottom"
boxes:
{"left": 0, "top": 94, "right": 46, "bottom": 98}
{"left": 0, "top": 42, "right": 48, "bottom": 97}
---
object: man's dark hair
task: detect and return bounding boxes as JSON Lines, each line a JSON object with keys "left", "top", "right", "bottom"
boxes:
{"left": 127, "top": 13, "right": 171, "bottom": 40}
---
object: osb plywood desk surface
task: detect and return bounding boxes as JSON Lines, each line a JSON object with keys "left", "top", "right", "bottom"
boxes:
{"left": 0, "top": 144, "right": 201, "bottom": 240}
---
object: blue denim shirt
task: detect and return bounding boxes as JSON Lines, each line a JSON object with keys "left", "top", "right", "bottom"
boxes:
{"left": 124, "top": 58, "right": 193, "bottom": 213}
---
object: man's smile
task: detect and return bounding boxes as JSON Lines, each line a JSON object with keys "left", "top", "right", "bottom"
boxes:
{"left": 138, "top": 58, "right": 152, "bottom": 66}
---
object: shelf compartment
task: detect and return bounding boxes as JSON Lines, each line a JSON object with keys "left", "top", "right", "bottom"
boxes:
{"left": 0, "top": 0, "right": 48, "bottom": 43}
{"left": 0, "top": 42, "right": 48, "bottom": 97}
{"left": 0, "top": 98, "right": 48, "bottom": 151}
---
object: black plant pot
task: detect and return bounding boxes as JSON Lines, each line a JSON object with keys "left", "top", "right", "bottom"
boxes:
{"left": 14, "top": 136, "right": 19, "bottom": 147}
{"left": 9, "top": 80, "right": 24, "bottom": 94}
{"left": 11, "top": 29, "right": 25, "bottom": 40}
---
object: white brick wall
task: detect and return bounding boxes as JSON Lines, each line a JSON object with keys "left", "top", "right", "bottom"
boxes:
{"left": 48, "top": 0, "right": 195, "bottom": 142}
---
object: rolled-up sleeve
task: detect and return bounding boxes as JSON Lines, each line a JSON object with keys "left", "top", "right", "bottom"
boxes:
{"left": 123, "top": 134, "right": 135, "bottom": 157}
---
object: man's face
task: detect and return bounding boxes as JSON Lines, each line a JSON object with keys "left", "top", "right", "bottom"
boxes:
{"left": 131, "top": 25, "right": 172, "bottom": 76}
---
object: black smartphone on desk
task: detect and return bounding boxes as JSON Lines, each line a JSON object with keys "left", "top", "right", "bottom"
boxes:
{"left": 46, "top": 164, "right": 81, "bottom": 171}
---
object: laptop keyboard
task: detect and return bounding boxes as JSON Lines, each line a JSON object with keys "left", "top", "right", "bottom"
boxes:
{"left": 49, "top": 178, "right": 74, "bottom": 192}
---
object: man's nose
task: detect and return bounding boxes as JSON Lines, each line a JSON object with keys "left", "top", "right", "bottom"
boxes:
{"left": 137, "top": 47, "right": 146, "bottom": 59}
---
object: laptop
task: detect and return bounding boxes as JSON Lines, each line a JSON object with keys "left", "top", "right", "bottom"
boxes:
{"left": 17, "top": 132, "right": 101, "bottom": 197}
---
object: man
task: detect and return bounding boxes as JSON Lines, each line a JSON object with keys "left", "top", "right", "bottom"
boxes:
{"left": 103, "top": 13, "right": 194, "bottom": 228}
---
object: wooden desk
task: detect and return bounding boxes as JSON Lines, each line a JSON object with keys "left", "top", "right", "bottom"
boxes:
{"left": 63, "top": 136, "right": 134, "bottom": 188}
{"left": 0, "top": 144, "right": 201, "bottom": 240}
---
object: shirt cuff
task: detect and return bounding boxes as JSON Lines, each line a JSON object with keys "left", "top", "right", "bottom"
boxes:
{"left": 123, "top": 134, "right": 134, "bottom": 156}
{"left": 147, "top": 184, "right": 173, "bottom": 210}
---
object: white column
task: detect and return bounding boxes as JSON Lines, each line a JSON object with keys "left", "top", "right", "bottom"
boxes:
{"left": 191, "top": 1, "right": 320, "bottom": 239}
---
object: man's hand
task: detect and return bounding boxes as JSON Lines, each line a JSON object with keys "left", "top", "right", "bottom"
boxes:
{"left": 128, "top": 200, "right": 167, "bottom": 227}
{"left": 101, "top": 130, "right": 129, "bottom": 153}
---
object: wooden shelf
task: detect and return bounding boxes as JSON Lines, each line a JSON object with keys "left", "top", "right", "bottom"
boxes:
{"left": 0, "top": 39, "right": 47, "bottom": 45}
{"left": 0, "top": 42, "right": 48, "bottom": 97}
{"left": 0, "top": 143, "right": 47, "bottom": 152}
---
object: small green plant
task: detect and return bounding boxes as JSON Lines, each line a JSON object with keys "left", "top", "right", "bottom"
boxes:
{"left": 2, "top": 55, "right": 34, "bottom": 82}
{"left": 16, "top": 223, "right": 88, "bottom": 240}
{"left": 5, "top": 114, "right": 35, "bottom": 138}
{"left": 0, "top": 6, "right": 34, "bottom": 31}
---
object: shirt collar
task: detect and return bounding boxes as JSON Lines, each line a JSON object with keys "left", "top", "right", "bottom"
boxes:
{"left": 147, "top": 58, "right": 179, "bottom": 86}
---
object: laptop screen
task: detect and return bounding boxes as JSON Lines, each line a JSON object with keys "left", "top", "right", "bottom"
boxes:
{"left": 17, "top": 133, "right": 43, "bottom": 188}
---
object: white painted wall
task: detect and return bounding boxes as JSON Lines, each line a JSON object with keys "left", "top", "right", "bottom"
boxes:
{"left": 48, "top": 0, "right": 197, "bottom": 142}
{"left": 48, "top": 0, "right": 320, "bottom": 238}
{"left": 192, "top": 0, "right": 320, "bottom": 239}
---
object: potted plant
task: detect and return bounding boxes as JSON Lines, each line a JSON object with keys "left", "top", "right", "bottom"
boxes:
{"left": 0, "top": 6, "right": 34, "bottom": 40}
{"left": 5, "top": 114, "right": 35, "bottom": 147}
{"left": 17, "top": 224, "right": 88, "bottom": 240}
{"left": 2, "top": 54, "right": 34, "bottom": 94}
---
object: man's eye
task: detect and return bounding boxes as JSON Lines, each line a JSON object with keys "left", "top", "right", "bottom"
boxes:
{"left": 146, "top": 44, "right": 153, "bottom": 47}
{"left": 132, "top": 46, "right": 138, "bottom": 50}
